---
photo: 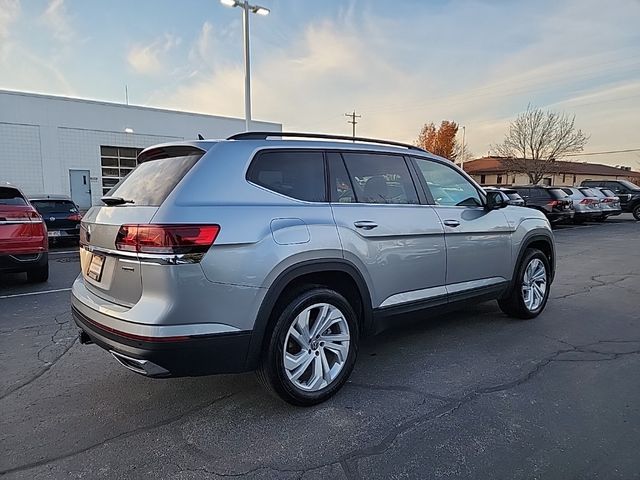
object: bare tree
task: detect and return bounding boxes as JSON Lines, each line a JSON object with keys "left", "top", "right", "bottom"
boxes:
{"left": 492, "top": 105, "right": 589, "bottom": 184}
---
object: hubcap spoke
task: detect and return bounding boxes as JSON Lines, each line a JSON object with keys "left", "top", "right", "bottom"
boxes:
{"left": 283, "top": 302, "right": 350, "bottom": 392}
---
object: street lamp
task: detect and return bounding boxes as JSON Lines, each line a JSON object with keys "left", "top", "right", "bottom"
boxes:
{"left": 220, "top": 0, "right": 270, "bottom": 132}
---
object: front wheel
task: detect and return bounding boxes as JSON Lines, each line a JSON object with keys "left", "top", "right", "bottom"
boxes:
{"left": 632, "top": 204, "right": 640, "bottom": 221}
{"left": 498, "top": 248, "right": 550, "bottom": 319}
{"left": 257, "top": 288, "right": 358, "bottom": 406}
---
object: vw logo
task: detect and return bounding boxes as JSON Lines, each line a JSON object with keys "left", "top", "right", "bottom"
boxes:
{"left": 49, "top": 217, "right": 56, "bottom": 222}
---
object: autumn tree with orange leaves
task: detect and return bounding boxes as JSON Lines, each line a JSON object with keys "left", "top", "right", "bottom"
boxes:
{"left": 416, "top": 121, "right": 459, "bottom": 160}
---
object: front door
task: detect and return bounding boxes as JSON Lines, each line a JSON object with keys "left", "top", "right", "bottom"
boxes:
{"left": 328, "top": 152, "right": 447, "bottom": 310}
{"left": 69, "top": 170, "right": 92, "bottom": 210}
{"left": 411, "top": 157, "right": 512, "bottom": 298}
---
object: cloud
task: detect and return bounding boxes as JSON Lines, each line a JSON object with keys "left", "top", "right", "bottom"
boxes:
{"left": 127, "top": 34, "right": 181, "bottom": 75}
{"left": 0, "top": 0, "right": 20, "bottom": 55}
{"left": 40, "top": 0, "right": 74, "bottom": 43}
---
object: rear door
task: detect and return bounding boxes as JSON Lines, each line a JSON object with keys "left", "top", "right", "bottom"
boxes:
{"left": 328, "top": 152, "right": 447, "bottom": 309}
{"left": 410, "top": 157, "right": 512, "bottom": 296}
{"left": 80, "top": 148, "right": 203, "bottom": 306}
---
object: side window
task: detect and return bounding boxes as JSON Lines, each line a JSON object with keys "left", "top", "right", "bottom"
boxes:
{"left": 327, "top": 152, "right": 355, "bottom": 203}
{"left": 413, "top": 158, "right": 482, "bottom": 207}
{"left": 341, "top": 153, "right": 419, "bottom": 205}
{"left": 247, "top": 150, "right": 325, "bottom": 202}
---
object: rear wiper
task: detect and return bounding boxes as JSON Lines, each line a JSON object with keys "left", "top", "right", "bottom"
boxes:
{"left": 101, "top": 196, "right": 134, "bottom": 206}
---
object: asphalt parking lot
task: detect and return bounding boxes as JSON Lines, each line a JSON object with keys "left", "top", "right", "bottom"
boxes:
{"left": 1, "top": 215, "right": 638, "bottom": 479}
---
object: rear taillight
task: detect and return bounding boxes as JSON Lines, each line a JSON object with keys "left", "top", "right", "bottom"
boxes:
{"left": 67, "top": 213, "right": 82, "bottom": 221}
{"left": 547, "top": 200, "right": 559, "bottom": 207}
{"left": 115, "top": 224, "right": 220, "bottom": 255}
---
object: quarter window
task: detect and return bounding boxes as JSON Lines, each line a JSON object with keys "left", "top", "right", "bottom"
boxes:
{"left": 327, "top": 153, "right": 355, "bottom": 203}
{"left": 247, "top": 151, "right": 326, "bottom": 202}
{"left": 341, "top": 153, "right": 419, "bottom": 205}
{"left": 413, "top": 158, "right": 482, "bottom": 207}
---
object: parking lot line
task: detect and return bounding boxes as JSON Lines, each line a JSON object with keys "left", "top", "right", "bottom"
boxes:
{"left": 0, "top": 288, "right": 72, "bottom": 299}
{"left": 49, "top": 250, "right": 79, "bottom": 255}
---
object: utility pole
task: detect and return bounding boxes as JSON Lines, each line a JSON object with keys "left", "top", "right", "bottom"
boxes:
{"left": 345, "top": 110, "right": 361, "bottom": 138}
{"left": 460, "top": 125, "right": 466, "bottom": 169}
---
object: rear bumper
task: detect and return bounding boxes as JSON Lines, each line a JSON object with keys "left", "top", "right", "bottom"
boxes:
{"left": 546, "top": 211, "right": 574, "bottom": 223}
{"left": 0, "top": 252, "right": 48, "bottom": 274}
{"left": 72, "top": 305, "right": 252, "bottom": 377}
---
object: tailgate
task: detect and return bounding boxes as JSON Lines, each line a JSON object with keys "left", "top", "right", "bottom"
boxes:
{"left": 80, "top": 206, "right": 158, "bottom": 307}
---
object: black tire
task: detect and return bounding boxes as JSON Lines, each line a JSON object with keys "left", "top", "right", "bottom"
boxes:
{"left": 632, "top": 203, "right": 640, "bottom": 221}
{"left": 257, "top": 287, "right": 359, "bottom": 406}
{"left": 595, "top": 215, "right": 607, "bottom": 223}
{"left": 498, "top": 248, "right": 550, "bottom": 319}
{"left": 27, "top": 264, "right": 49, "bottom": 283}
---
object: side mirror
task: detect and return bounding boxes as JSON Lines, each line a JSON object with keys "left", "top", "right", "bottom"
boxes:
{"left": 485, "top": 190, "right": 507, "bottom": 210}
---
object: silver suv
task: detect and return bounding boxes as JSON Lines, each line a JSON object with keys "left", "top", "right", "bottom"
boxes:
{"left": 72, "top": 132, "right": 555, "bottom": 405}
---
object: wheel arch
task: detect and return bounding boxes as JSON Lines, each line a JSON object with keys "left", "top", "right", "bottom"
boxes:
{"left": 245, "top": 259, "right": 373, "bottom": 370}
{"left": 504, "top": 231, "right": 555, "bottom": 299}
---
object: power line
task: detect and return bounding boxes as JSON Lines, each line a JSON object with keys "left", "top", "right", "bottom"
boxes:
{"left": 345, "top": 110, "right": 362, "bottom": 138}
{"left": 565, "top": 148, "right": 640, "bottom": 157}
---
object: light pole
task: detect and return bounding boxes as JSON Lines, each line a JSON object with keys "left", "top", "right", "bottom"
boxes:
{"left": 220, "top": 0, "right": 270, "bottom": 132}
{"left": 460, "top": 125, "right": 466, "bottom": 169}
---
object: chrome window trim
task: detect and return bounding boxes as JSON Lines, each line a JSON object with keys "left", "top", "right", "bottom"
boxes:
{"left": 80, "top": 244, "right": 205, "bottom": 265}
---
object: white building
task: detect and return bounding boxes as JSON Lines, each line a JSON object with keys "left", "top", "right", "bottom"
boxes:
{"left": 0, "top": 90, "right": 281, "bottom": 208}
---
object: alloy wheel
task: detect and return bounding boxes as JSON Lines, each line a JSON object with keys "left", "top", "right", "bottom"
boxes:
{"left": 283, "top": 303, "right": 350, "bottom": 392}
{"left": 521, "top": 258, "right": 547, "bottom": 312}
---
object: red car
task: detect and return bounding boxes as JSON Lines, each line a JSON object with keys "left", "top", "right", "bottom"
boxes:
{"left": 0, "top": 183, "right": 49, "bottom": 282}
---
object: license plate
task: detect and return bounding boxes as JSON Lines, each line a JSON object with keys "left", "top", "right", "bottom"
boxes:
{"left": 48, "top": 230, "right": 61, "bottom": 237}
{"left": 87, "top": 254, "right": 105, "bottom": 282}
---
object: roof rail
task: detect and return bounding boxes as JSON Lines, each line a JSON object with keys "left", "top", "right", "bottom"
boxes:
{"left": 227, "top": 131, "right": 427, "bottom": 152}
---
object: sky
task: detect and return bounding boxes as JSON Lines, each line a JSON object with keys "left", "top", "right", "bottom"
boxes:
{"left": 1, "top": 0, "right": 639, "bottom": 168}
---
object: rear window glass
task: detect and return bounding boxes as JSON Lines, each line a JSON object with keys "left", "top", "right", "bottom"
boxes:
{"left": 247, "top": 150, "right": 326, "bottom": 202}
{"left": 0, "top": 187, "right": 27, "bottom": 205}
{"left": 106, "top": 154, "right": 202, "bottom": 206}
{"left": 506, "top": 192, "right": 522, "bottom": 200}
{"left": 601, "top": 189, "right": 615, "bottom": 197}
{"left": 548, "top": 188, "right": 568, "bottom": 198}
{"left": 31, "top": 200, "right": 77, "bottom": 213}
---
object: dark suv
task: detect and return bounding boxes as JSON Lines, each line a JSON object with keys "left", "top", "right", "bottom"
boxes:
{"left": 511, "top": 186, "right": 574, "bottom": 224}
{"left": 580, "top": 180, "right": 640, "bottom": 220}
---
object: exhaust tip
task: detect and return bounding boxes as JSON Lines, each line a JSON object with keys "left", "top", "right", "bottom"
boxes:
{"left": 109, "top": 350, "right": 170, "bottom": 377}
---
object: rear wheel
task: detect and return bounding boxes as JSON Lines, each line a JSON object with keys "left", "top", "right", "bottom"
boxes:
{"left": 257, "top": 288, "right": 358, "bottom": 406}
{"left": 632, "top": 203, "right": 640, "bottom": 221}
{"left": 498, "top": 248, "right": 550, "bottom": 319}
{"left": 27, "top": 264, "right": 49, "bottom": 283}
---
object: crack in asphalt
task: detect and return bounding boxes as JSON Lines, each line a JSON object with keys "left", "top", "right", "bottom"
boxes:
{"left": 0, "top": 392, "right": 239, "bottom": 477}
{"left": 336, "top": 339, "right": 640, "bottom": 478}
{"left": 3, "top": 340, "right": 639, "bottom": 479}
{"left": 552, "top": 272, "right": 639, "bottom": 300}
{"left": 0, "top": 312, "right": 78, "bottom": 401}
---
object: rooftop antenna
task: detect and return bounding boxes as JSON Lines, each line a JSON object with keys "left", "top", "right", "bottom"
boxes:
{"left": 197, "top": 134, "right": 204, "bottom": 140}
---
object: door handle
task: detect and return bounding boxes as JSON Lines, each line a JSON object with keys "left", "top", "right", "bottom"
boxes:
{"left": 443, "top": 220, "right": 460, "bottom": 227}
{"left": 354, "top": 220, "right": 378, "bottom": 230}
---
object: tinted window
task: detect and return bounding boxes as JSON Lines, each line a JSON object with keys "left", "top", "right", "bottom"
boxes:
{"left": 31, "top": 200, "right": 77, "bottom": 214}
{"left": 617, "top": 180, "right": 640, "bottom": 191}
{"left": 247, "top": 151, "right": 325, "bottom": 202}
{"left": 327, "top": 153, "right": 355, "bottom": 203}
{"left": 549, "top": 188, "right": 569, "bottom": 199}
{"left": 107, "top": 154, "right": 201, "bottom": 206}
{"left": 414, "top": 158, "right": 481, "bottom": 207}
{"left": 601, "top": 189, "right": 616, "bottom": 197}
{"left": 506, "top": 192, "right": 522, "bottom": 201}
{"left": 0, "top": 187, "right": 27, "bottom": 205}
{"left": 342, "top": 153, "right": 418, "bottom": 205}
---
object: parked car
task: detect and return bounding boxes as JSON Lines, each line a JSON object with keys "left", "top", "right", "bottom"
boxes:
{"left": 560, "top": 187, "right": 601, "bottom": 223}
{"left": 484, "top": 187, "right": 525, "bottom": 206}
{"left": 0, "top": 183, "right": 49, "bottom": 282}
{"left": 598, "top": 189, "right": 623, "bottom": 219}
{"left": 578, "top": 187, "right": 621, "bottom": 222}
{"left": 580, "top": 180, "right": 640, "bottom": 220}
{"left": 511, "top": 185, "right": 574, "bottom": 224}
{"left": 72, "top": 132, "right": 556, "bottom": 405}
{"left": 28, "top": 195, "right": 82, "bottom": 245}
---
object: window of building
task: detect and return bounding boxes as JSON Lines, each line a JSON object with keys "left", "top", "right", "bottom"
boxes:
{"left": 562, "top": 174, "right": 566, "bottom": 183}
{"left": 573, "top": 175, "right": 577, "bottom": 184}
{"left": 480, "top": 174, "right": 486, "bottom": 184}
{"left": 341, "top": 153, "right": 419, "bottom": 205}
{"left": 511, "top": 176, "right": 516, "bottom": 184}
{"left": 247, "top": 150, "right": 326, "bottom": 202}
{"left": 496, "top": 175, "right": 503, "bottom": 185}
{"left": 542, "top": 178, "right": 552, "bottom": 186}
{"left": 100, "top": 146, "right": 143, "bottom": 196}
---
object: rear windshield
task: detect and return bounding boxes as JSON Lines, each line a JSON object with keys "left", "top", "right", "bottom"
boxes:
{"left": 506, "top": 192, "right": 522, "bottom": 200}
{"left": 31, "top": 200, "right": 77, "bottom": 213}
{"left": 0, "top": 187, "right": 27, "bottom": 205}
{"left": 579, "top": 188, "right": 603, "bottom": 198}
{"left": 105, "top": 154, "right": 202, "bottom": 206}
{"left": 601, "top": 189, "right": 616, "bottom": 197}
{"left": 548, "top": 188, "right": 569, "bottom": 199}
